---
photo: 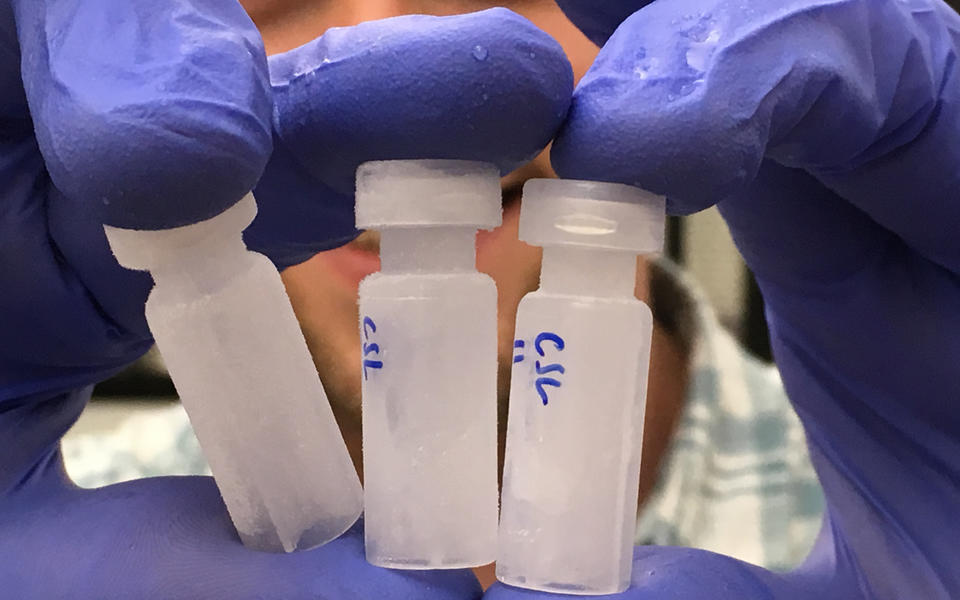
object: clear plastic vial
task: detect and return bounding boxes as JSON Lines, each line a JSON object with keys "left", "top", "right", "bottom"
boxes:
{"left": 497, "top": 179, "right": 665, "bottom": 595}
{"left": 356, "top": 160, "right": 501, "bottom": 569}
{"left": 104, "top": 194, "right": 363, "bottom": 553}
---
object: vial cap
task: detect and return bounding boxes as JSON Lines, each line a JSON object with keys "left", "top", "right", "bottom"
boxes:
{"left": 519, "top": 179, "right": 665, "bottom": 254}
{"left": 356, "top": 160, "right": 502, "bottom": 229}
{"left": 105, "top": 193, "right": 257, "bottom": 271}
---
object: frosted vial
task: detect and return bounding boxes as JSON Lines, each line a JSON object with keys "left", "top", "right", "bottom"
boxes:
{"left": 356, "top": 160, "right": 500, "bottom": 569}
{"left": 497, "top": 179, "right": 665, "bottom": 595}
{"left": 104, "top": 194, "right": 363, "bottom": 553}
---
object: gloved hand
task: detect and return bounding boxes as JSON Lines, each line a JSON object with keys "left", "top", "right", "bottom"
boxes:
{"left": 487, "top": 0, "right": 960, "bottom": 598}
{"left": 0, "top": 0, "right": 571, "bottom": 597}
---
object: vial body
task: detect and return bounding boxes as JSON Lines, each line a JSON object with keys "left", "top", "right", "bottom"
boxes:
{"left": 359, "top": 272, "right": 499, "bottom": 568}
{"left": 147, "top": 249, "right": 363, "bottom": 553}
{"left": 497, "top": 290, "right": 652, "bottom": 594}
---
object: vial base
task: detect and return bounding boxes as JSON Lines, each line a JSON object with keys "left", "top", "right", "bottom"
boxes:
{"left": 495, "top": 573, "right": 626, "bottom": 596}
{"left": 366, "top": 556, "right": 493, "bottom": 570}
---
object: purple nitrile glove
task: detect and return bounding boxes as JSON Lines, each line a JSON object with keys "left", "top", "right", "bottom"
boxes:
{"left": 246, "top": 8, "right": 574, "bottom": 269}
{"left": 488, "top": 0, "right": 960, "bottom": 599}
{"left": 0, "top": 0, "right": 571, "bottom": 597}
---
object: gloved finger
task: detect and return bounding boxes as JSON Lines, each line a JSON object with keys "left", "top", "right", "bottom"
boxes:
{"left": 552, "top": 0, "right": 960, "bottom": 272}
{"left": 553, "top": 1, "right": 652, "bottom": 47}
{"left": 10, "top": 0, "right": 273, "bottom": 229}
{"left": 267, "top": 8, "right": 574, "bottom": 198}
{"left": 249, "top": 8, "right": 573, "bottom": 268}
{"left": 2, "top": 470, "right": 481, "bottom": 600}
{"left": 716, "top": 161, "right": 886, "bottom": 286}
{"left": 718, "top": 162, "right": 960, "bottom": 596}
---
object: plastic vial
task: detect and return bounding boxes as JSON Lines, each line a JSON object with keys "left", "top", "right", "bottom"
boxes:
{"left": 356, "top": 160, "right": 501, "bottom": 569}
{"left": 497, "top": 179, "right": 665, "bottom": 595}
{"left": 104, "top": 194, "right": 363, "bottom": 553}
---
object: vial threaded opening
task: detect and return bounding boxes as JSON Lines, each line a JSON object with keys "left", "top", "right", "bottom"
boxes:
{"left": 355, "top": 160, "right": 502, "bottom": 230}
{"left": 519, "top": 179, "right": 664, "bottom": 254}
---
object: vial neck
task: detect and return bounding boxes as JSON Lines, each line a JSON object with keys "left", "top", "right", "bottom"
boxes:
{"left": 379, "top": 227, "right": 477, "bottom": 274}
{"left": 538, "top": 246, "right": 638, "bottom": 298}
{"left": 150, "top": 237, "right": 253, "bottom": 297}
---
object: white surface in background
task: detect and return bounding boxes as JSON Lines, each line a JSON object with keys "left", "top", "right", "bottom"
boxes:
{"left": 683, "top": 207, "right": 746, "bottom": 330}
{"left": 62, "top": 399, "right": 209, "bottom": 487}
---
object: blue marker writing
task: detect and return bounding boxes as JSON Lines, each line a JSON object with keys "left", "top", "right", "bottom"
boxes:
{"left": 529, "top": 332, "right": 566, "bottom": 405}
{"left": 362, "top": 316, "right": 383, "bottom": 380}
{"left": 513, "top": 339, "right": 525, "bottom": 364}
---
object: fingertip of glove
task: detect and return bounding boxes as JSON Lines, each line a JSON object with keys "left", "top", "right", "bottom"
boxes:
{"left": 269, "top": 8, "right": 574, "bottom": 195}
{"left": 550, "top": 131, "right": 753, "bottom": 217}
{"left": 61, "top": 102, "right": 273, "bottom": 230}
{"left": 29, "top": 4, "right": 274, "bottom": 230}
{"left": 550, "top": 65, "right": 762, "bottom": 212}
{"left": 550, "top": 102, "right": 740, "bottom": 217}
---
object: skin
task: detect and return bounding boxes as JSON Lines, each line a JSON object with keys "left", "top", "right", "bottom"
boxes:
{"left": 242, "top": 0, "right": 690, "bottom": 588}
